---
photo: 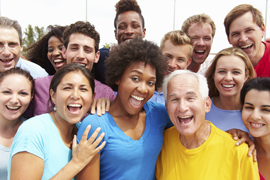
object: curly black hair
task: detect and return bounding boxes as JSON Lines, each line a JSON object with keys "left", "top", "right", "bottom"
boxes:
{"left": 105, "top": 37, "right": 167, "bottom": 91}
{"left": 63, "top": 21, "right": 100, "bottom": 53}
{"left": 24, "top": 25, "right": 67, "bottom": 75}
{"left": 114, "top": 0, "right": 145, "bottom": 29}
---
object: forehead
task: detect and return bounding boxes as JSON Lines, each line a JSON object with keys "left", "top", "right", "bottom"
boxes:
{"left": 229, "top": 12, "right": 260, "bottom": 32}
{"left": 60, "top": 71, "right": 88, "bottom": 84}
{"left": 48, "top": 36, "right": 62, "bottom": 45}
{"left": 245, "top": 89, "right": 270, "bottom": 104}
{"left": 162, "top": 40, "right": 190, "bottom": 58}
{"left": 116, "top": 11, "right": 143, "bottom": 25}
{"left": 67, "top": 33, "right": 95, "bottom": 48}
{"left": 0, "top": 74, "right": 31, "bottom": 87}
{"left": 0, "top": 27, "right": 20, "bottom": 42}
{"left": 216, "top": 55, "right": 246, "bottom": 69}
{"left": 187, "top": 22, "right": 212, "bottom": 37}
{"left": 168, "top": 74, "right": 199, "bottom": 94}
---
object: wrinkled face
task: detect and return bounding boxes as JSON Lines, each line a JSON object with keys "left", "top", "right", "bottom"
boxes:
{"left": 47, "top": 36, "right": 66, "bottom": 71}
{"left": 116, "top": 62, "right": 156, "bottom": 115}
{"left": 165, "top": 74, "right": 211, "bottom": 136}
{"left": 228, "top": 12, "right": 265, "bottom": 64}
{"left": 162, "top": 40, "right": 191, "bottom": 75}
{"left": 63, "top": 33, "right": 100, "bottom": 71}
{"left": 50, "top": 71, "right": 93, "bottom": 124}
{"left": 114, "top": 11, "right": 146, "bottom": 44}
{"left": 187, "top": 23, "right": 213, "bottom": 65}
{"left": 0, "top": 28, "right": 22, "bottom": 73}
{"left": 0, "top": 74, "right": 32, "bottom": 121}
{"left": 213, "top": 55, "right": 248, "bottom": 98}
{"left": 242, "top": 90, "right": 270, "bottom": 138}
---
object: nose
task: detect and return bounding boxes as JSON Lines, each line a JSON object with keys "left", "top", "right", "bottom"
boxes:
{"left": 71, "top": 89, "right": 80, "bottom": 100}
{"left": 239, "top": 33, "right": 248, "bottom": 42}
{"left": 250, "top": 108, "right": 262, "bottom": 121}
{"left": 168, "top": 59, "right": 177, "bottom": 70}
{"left": 10, "top": 94, "right": 19, "bottom": 104}
{"left": 125, "top": 25, "right": 134, "bottom": 34}
{"left": 178, "top": 99, "right": 188, "bottom": 112}
{"left": 224, "top": 72, "right": 233, "bottom": 81}
{"left": 196, "top": 38, "right": 205, "bottom": 46}
{"left": 52, "top": 48, "right": 61, "bottom": 56}
{"left": 137, "top": 81, "right": 148, "bottom": 94}
{"left": 76, "top": 48, "right": 85, "bottom": 60}
{"left": 1, "top": 45, "right": 11, "bottom": 56}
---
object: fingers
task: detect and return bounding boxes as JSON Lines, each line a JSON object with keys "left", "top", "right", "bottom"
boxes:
{"left": 81, "top": 125, "right": 91, "bottom": 142}
{"left": 72, "top": 135, "right": 77, "bottom": 150}
{"left": 252, "top": 148, "right": 257, "bottom": 162}
{"left": 88, "top": 127, "right": 101, "bottom": 144}
{"left": 235, "top": 138, "right": 245, "bottom": 146}
{"left": 227, "top": 129, "right": 239, "bottom": 141}
{"left": 96, "top": 98, "right": 110, "bottom": 116}
{"left": 90, "top": 99, "right": 97, "bottom": 115}
{"left": 105, "top": 99, "right": 110, "bottom": 112}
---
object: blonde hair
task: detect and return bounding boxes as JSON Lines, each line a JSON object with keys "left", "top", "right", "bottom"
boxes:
{"left": 205, "top": 47, "right": 256, "bottom": 98}
{"left": 181, "top": 13, "right": 216, "bottom": 38}
{"left": 160, "top": 30, "right": 193, "bottom": 59}
{"left": 224, "top": 4, "right": 264, "bottom": 37}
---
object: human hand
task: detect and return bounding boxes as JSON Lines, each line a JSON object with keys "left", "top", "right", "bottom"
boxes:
{"left": 226, "top": 128, "right": 257, "bottom": 162}
{"left": 90, "top": 98, "right": 111, "bottom": 116}
{"left": 72, "top": 125, "right": 106, "bottom": 168}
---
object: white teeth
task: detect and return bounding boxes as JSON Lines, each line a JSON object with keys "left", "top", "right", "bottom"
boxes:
{"left": 222, "top": 84, "right": 234, "bottom": 88}
{"left": 251, "top": 123, "right": 263, "bottom": 127}
{"left": 78, "top": 63, "right": 86, "bottom": 67}
{"left": 54, "top": 59, "right": 63, "bottom": 63}
{"left": 7, "top": 106, "right": 20, "bottom": 110}
{"left": 1, "top": 59, "right": 13, "bottom": 62}
{"left": 196, "top": 50, "right": 204, "bottom": 53}
{"left": 241, "top": 44, "right": 252, "bottom": 49}
{"left": 68, "top": 104, "right": 81, "bottom": 107}
{"left": 131, "top": 95, "right": 144, "bottom": 101}
{"left": 179, "top": 116, "right": 192, "bottom": 119}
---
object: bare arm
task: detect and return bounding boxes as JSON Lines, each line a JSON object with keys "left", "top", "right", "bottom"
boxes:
{"left": 10, "top": 125, "right": 105, "bottom": 180}
{"left": 75, "top": 154, "right": 100, "bottom": 180}
{"left": 226, "top": 128, "right": 257, "bottom": 162}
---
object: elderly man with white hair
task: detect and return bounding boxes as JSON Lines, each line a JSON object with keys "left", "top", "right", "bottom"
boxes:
{"left": 155, "top": 70, "right": 259, "bottom": 180}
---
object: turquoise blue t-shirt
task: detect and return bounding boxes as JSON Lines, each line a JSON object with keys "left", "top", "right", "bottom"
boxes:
{"left": 77, "top": 101, "right": 172, "bottom": 180}
{"left": 8, "top": 113, "right": 77, "bottom": 180}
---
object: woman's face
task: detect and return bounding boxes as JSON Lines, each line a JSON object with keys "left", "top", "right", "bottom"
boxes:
{"left": 242, "top": 89, "right": 270, "bottom": 138}
{"left": 115, "top": 61, "right": 156, "bottom": 115}
{"left": 50, "top": 71, "right": 93, "bottom": 124}
{"left": 47, "top": 36, "right": 66, "bottom": 71}
{"left": 213, "top": 55, "right": 248, "bottom": 98}
{"left": 0, "top": 74, "right": 32, "bottom": 121}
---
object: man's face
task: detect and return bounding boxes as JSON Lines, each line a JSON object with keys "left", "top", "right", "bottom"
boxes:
{"left": 165, "top": 74, "right": 211, "bottom": 136}
{"left": 0, "top": 28, "right": 22, "bottom": 73}
{"left": 161, "top": 40, "right": 191, "bottom": 75}
{"left": 114, "top": 11, "right": 146, "bottom": 44}
{"left": 187, "top": 23, "right": 213, "bottom": 65}
{"left": 63, "top": 33, "right": 100, "bottom": 71}
{"left": 228, "top": 12, "right": 265, "bottom": 64}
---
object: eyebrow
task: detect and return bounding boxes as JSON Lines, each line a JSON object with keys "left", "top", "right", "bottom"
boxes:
{"left": 131, "top": 69, "right": 156, "bottom": 79}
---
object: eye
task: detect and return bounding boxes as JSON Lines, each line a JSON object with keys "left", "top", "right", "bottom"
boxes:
{"left": 2, "top": 90, "right": 11, "bottom": 94}
{"left": 232, "top": 71, "right": 241, "bottom": 74}
{"left": 147, "top": 81, "right": 155, "bottom": 86}
{"left": 132, "top": 24, "right": 140, "bottom": 29}
{"left": 118, "top": 24, "right": 126, "bottom": 30}
{"left": 58, "top": 45, "right": 63, "bottom": 51}
{"left": 165, "top": 55, "right": 172, "bottom": 60}
{"left": 19, "top": 91, "right": 29, "bottom": 96}
{"left": 243, "top": 105, "right": 253, "bottom": 110}
{"left": 231, "top": 33, "right": 239, "bottom": 37}
{"left": 131, "top": 76, "right": 139, "bottom": 81}
{"left": 217, "top": 70, "right": 226, "bottom": 74}
{"left": 63, "top": 86, "right": 71, "bottom": 90}
{"left": 177, "top": 58, "right": 184, "bottom": 62}
{"left": 262, "top": 108, "right": 270, "bottom": 112}
{"left": 48, "top": 47, "right": 54, "bottom": 52}
{"left": 80, "top": 87, "right": 89, "bottom": 92}
{"left": 85, "top": 48, "right": 93, "bottom": 53}
{"left": 9, "top": 43, "right": 18, "bottom": 48}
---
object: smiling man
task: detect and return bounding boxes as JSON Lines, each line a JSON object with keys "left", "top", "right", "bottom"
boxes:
{"left": 93, "top": 0, "right": 145, "bottom": 84}
{"left": 224, "top": 4, "right": 269, "bottom": 77}
{"left": 0, "top": 17, "right": 48, "bottom": 79}
{"left": 155, "top": 70, "right": 259, "bottom": 180}
{"left": 181, "top": 14, "right": 216, "bottom": 74}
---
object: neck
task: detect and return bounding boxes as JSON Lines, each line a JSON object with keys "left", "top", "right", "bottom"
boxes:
{"left": 250, "top": 42, "right": 265, "bottom": 67}
{"left": 0, "top": 117, "right": 22, "bottom": 132}
{"left": 254, "top": 136, "right": 270, "bottom": 156}
{"left": 187, "top": 61, "right": 201, "bottom": 73}
{"left": 180, "top": 121, "right": 211, "bottom": 149}
{"left": 214, "top": 95, "right": 241, "bottom": 110}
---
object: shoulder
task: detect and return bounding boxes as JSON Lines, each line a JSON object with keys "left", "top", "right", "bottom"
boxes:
{"left": 35, "top": 75, "right": 53, "bottom": 85}
{"left": 18, "top": 114, "right": 52, "bottom": 133}
{"left": 17, "top": 58, "right": 48, "bottom": 79}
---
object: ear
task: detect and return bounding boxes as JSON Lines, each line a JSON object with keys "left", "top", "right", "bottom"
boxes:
{"left": 244, "top": 70, "right": 250, "bottom": 82}
{"left": 186, "top": 58, "right": 192, "bottom": 68}
{"left": 94, "top": 51, "right": 100, "bottom": 63}
{"left": 261, "top": 23, "right": 266, "bottom": 38}
{"left": 227, "top": 36, "right": 232, "bottom": 45}
{"left": 62, "top": 46, "right": 67, "bottom": 59}
{"left": 114, "top": 29, "right": 118, "bottom": 41}
{"left": 205, "top": 96, "right": 212, "bottom": 113}
{"left": 115, "top": 79, "right": 120, "bottom": 86}
{"left": 20, "top": 45, "right": 23, "bottom": 52}
{"left": 50, "top": 89, "right": 56, "bottom": 105}
{"left": 142, "top": 28, "right": 146, "bottom": 38}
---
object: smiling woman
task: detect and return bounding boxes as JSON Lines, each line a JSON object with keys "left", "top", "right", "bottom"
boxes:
{"left": 205, "top": 47, "right": 256, "bottom": 132}
{"left": 8, "top": 64, "right": 105, "bottom": 180}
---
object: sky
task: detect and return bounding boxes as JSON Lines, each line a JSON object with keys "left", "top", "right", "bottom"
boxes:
{"left": 0, "top": 0, "right": 269, "bottom": 54}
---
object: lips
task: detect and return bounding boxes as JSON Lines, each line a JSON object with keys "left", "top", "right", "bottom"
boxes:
{"left": 0, "top": 58, "right": 14, "bottom": 64}
{"left": 67, "top": 103, "right": 82, "bottom": 114}
{"left": 177, "top": 115, "right": 193, "bottom": 124}
{"left": 250, "top": 122, "right": 264, "bottom": 128}
{"left": 6, "top": 105, "right": 20, "bottom": 110}
{"left": 130, "top": 95, "right": 144, "bottom": 108}
{"left": 240, "top": 44, "right": 253, "bottom": 49}
{"left": 221, "top": 84, "right": 235, "bottom": 88}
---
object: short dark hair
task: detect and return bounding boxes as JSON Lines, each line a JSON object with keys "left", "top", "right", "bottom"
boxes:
{"left": 240, "top": 78, "right": 270, "bottom": 106}
{"left": 48, "top": 63, "right": 95, "bottom": 112}
{"left": 0, "top": 67, "right": 35, "bottom": 96}
{"left": 114, "top": 0, "right": 145, "bottom": 29}
{"left": 0, "top": 16, "right": 22, "bottom": 45}
{"left": 105, "top": 37, "right": 167, "bottom": 91}
{"left": 24, "top": 25, "right": 67, "bottom": 75}
{"left": 63, "top": 21, "right": 100, "bottom": 53}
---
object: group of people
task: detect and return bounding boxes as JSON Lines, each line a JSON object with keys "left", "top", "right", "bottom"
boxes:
{"left": 0, "top": 0, "right": 270, "bottom": 179}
